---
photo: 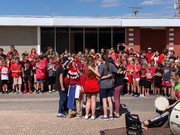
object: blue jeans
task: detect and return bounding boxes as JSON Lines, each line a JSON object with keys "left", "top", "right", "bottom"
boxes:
{"left": 58, "top": 90, "right": 67, "bottom": 114}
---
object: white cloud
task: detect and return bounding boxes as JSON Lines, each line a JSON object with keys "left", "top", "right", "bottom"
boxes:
{"left": 79, "top": 0, "right": 96, "bottom": 2}
{"left": 140, "top": 0, "right": 171, "bottom": 6}
{"left": 101, "top": 0, "right": 120, "bottom": 7}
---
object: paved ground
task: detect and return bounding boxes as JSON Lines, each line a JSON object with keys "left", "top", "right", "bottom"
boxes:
{"left": 0, "top": 92, "right": 157, "bottom": 135}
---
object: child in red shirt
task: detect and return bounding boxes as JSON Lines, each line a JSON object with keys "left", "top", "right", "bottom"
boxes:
{"left": 132, "top": 59, "right": 141, "bottom": 97}
{"left": 10, "top": 57, "right": 22, "bottom": 94}
{"left": 145, "top": 64, "right": 154, "bottom": 97}
{"left": 126, "top": 60, "right": 134, "bottom": 95}
{"left": 36, "top": 56, "right": 46, "bottom": 93}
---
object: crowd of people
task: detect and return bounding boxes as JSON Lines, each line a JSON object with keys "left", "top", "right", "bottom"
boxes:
{"left": 0, "top": 44, "right": 180, "bottom": 120}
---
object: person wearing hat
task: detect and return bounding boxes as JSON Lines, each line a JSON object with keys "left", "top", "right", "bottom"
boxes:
{"left": 145, "top": 47, "right": 154, "bottom": 63}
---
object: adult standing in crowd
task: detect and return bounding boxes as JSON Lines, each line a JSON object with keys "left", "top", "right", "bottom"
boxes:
{"left": 145, "top": 47, "right": 154, "bottom": 63}
{"left": 98, "top": 54, "right": 118, "bottom": 120}
{"left": 113, "top": 60, "right": 126, "bottom": 118}
{"left": 56, "top": 57, "right": 68, "bottom": 117}
{"left": 7, "top": 45, "right": 19, "bottom": 57}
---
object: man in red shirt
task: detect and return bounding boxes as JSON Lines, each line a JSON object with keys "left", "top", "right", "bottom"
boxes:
{"left": 145, "top": 47, "right": 154, "bottom": 63}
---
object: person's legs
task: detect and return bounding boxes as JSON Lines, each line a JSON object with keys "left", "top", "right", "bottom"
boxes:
{"left": 142, "top": 109, "right": 172, "bottom": 129}
{"left": 76, "top": 98, "right": 82, "bottom": 117}
{"left": 114, "top": 85, "right": 123, "bottom": 117}
{"left": 133, "top": 80, "right": 136, "bottom": 94}
{"left": 136, "top": 80, "right": 140, "bottom": 95}
{"left": 91, "top": 94, "right": 97, "bottom": 117}
{"left": 85, "top": 94, "right": 91, "bottom": 117}
{"left": 58, "top": 90, "right": 67, "bottom": 114}
{"left": 102, "top": 98, "right": 108, "bottom": 116}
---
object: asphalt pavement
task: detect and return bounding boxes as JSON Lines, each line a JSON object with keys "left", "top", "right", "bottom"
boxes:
{"left": 0, "top": 92, "right": 157, "bottom": 135}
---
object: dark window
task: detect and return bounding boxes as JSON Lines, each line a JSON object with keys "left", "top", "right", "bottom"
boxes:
{"left": 85, "top": 28, "right": 98, "bottom": 52}
{"left": 99, "top": 28, "right": 111, "bottom": 51}
{"left": 56, "top": 28, "right": 69, "bottom": 53}
{"left": 41, "top": 28, "right": 54, "bottom": 53}
{"left": 70, "top": 28, "right": 83, "bottom": 53}
{"left": 113, "top": 28, "right": 125, "bottom": 49}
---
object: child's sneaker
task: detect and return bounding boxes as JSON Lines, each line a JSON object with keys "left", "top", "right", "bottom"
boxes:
{"left": 84, "top": 115, "right": 89, "bottom": 120}
{"left": 109, "top": 115, "right": 114, "bottom": 120}
{"left": 99, "top": 115, "right": 109, "bottom": 121}
{"left": 29, "top": 90, "right": 33, "bottom": 94}
{"left": 49, "top": 90, "right": 52, "bottom": 93}
{"left": 23, "top": 90, "right": 27, "bottom": 94}
{"left": 91, "top": 115, "right": 96, "bottom": 120}
{"left": 57, "top": 113, "right": 66, "bottom": 118}
{"left": 52, "top": 89, "right": 56, "bottom": 92}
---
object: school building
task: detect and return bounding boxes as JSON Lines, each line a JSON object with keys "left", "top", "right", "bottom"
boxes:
{"left": 0, "top": 16, "right": 180, "bottom": 55}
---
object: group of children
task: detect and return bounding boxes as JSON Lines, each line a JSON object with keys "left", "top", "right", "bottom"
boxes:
{"left": 0, "top": 46, "right": 179, "bottom": 99}
{"left": 126, "top": 59, "right": 178, "bottom": 97}
{"left": 0, "top": 47, "right": 60, "bottom": 94}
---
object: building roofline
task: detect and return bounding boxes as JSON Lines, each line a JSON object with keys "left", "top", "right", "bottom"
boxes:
{"left": 0, "top": 15, "right": 180, "bottom": 27}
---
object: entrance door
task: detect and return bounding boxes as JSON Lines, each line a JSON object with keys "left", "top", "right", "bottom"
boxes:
{"left": 140, "top": 28, "right": 166, "bottom": 52}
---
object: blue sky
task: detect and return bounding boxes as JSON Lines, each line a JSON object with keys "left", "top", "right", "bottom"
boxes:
{"left": 0, "top": 0, "right": 178, "bottom": 17}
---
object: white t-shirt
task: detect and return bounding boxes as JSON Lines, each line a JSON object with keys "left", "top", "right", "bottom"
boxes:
{"left": 1, "top": 67, "right": 9, "bottom": 80}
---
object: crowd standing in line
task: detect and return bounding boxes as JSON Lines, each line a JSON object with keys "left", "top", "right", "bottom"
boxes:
{"left": 0, "top": 44, "right": 180, "bottom": 120}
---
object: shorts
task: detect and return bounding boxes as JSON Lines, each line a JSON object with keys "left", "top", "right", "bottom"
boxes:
{"left": 23, "top": 75, "right": 32, "bottom": 82}
{"left": 48, "top": 76, "right": 55, "bottom": 85}
{"left": 100, "top": 88, "right": 114, "bottom": 98}
{"left": 13, "top": 77, "right": 22, "bottom": 85}
{"left": 145, "top": 81, "right": 151, "bottom": 89}
{"left": 133, "top": 78, "right": 140, "bottom": 81}
{"left": 37, "top": 78, "right": 44, "bottom": 84}
{"left": 127, "top": 76, "right": 133, "bottom": 83}
{"left": 162, "top": 80, "right": 171, "bottom": 87}
{"left": 1, "top": 80, "right": 8, "bottom": 85}
{"left": 154, "top": 78, "right": 162, "bottom": 88}
{"left": 139, "top": 79, "right": 146, "bottom": 87}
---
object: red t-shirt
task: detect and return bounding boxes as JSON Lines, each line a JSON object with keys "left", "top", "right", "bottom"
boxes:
{"left": 146, "top": 69, "right": 153, "bottom": 81}
{"left": 157, "top": 54, "right": 165, "bottom": 64}
{"left": 29, "top": 53, "right": 38, "bottom": 59}
{"left": 150, "top": 66, "right": 156, "bottom": 74}
{"left": 140, "top": 68, "right": 147, "bottom": 80}
{"left": 10, "top": 63, "right": 22, "bottom": 77}
{"left": 145, "top": 52, "right": 154, "bottom": 63}
{"left": 133, "top": 64, "right": 141, "bottom": 79}
{"left": 36, "top": 61, "right": 46, "bottom": 79}
{"left": 7, "top": 51, "right": 19, "bottom": 57}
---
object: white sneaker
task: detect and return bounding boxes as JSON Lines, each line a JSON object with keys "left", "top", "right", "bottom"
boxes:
{"left": 142, "top": 94, "right": 145, "bottom": 97}
{"left": 91, "top": 115, "right": 96, "bottom": 120}
{"left": 84, "top": 115, "right": 89, "bottom": 120}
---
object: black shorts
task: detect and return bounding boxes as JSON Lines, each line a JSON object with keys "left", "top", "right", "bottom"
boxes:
{"left": 154, "top": 78, "right": 162, "bottom": 88}
{"left": 24, "top": 76, "right": 32, "bottom": 82}
{"left": 139, "top": 79, "right": 146, "bottom": 87}
{"left": 100, "top": 88, "right": 113, "bottom": 98}
{"left": 145, "top": 81, "right": 151, "bottom": 89}
{"left": 48, "top": 76, "right": 55, "bottom": 85}
{"left": 1, "top": 80, "right": 8, "bottom": 85}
